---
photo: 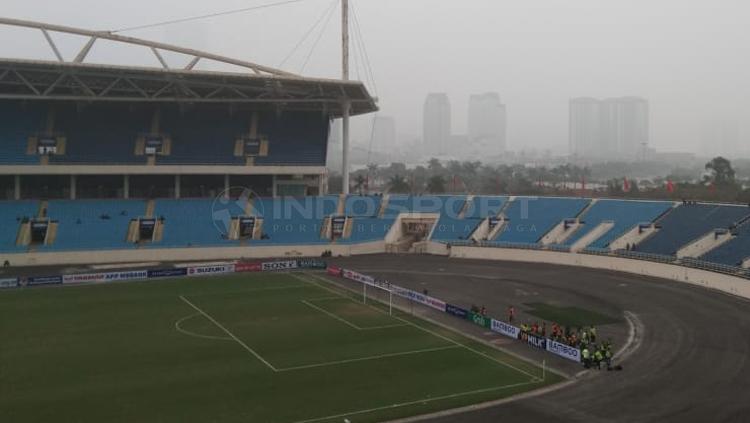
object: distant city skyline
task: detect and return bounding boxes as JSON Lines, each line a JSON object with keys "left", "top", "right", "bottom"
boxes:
{"left": 570, "top": 97, "right": 649, "bottom": 160}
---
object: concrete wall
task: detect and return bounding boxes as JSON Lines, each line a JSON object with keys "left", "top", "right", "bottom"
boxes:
{"left": 451, "top": 246, "right": 750, "bottom": 300}
{"left": 1, "top": 241, "right": 386, "bottom": 267}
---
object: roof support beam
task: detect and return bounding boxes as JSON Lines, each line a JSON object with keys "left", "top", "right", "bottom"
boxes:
{"left": 151, "top": 48, "right": 169, "bottom": 69}
{"left": 98, "top": 77, "right": 122, "bottom": 97}
{"left": 41, "top": 29, "right": 64, "bottom": 62}
{"left": 12, "top": 70, "right": 40, "bottom": 95}
{"left": 123, "top": 77, "right": 149, "bottom": 98}
{"left": 184, "top": 56, "right": 200, "bottom": 70}
{"left": 74, "top": 36, "right": 98, "bottom": 63}
{"left": 42, "top": 73, "right": 66, "bottom": 95}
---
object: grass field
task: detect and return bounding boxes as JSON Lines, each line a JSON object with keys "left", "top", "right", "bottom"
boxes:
{"left": 0, "top": 272, "right": 562, "bottom": 423}
{"left": 524, "top": 302, "right": 620, "bottom": 328}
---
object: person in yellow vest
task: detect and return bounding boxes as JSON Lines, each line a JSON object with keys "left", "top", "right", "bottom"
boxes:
{"left": 594, "top": 348, "right": 604, "bottom": 370}
{"left": 581, "top": 347, "right": 591, "bottom": 368}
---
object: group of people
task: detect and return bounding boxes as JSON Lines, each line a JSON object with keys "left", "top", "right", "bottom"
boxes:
{"left": 507, "top": 306, "right": 617, "bottom": 369}
{"left": 582, "top": 341, "right": 615, "bottom": 370}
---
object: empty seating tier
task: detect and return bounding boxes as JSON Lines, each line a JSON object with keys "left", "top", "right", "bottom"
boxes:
{"left": 700, "top": 223, "right": 750, "bottom": 266}
{"left": 0, "top": 201, "right": 38, "bottom": 252}
{"left": 638, "top": 204, "right": 750, "bottom": 256}
{"left": 496, "top": 197, "right": 590, "bottom": 243}
{"left": 43, "top": 200, "right": 145, "bottom": 251}
{"left": 565, "top": 200, "right": 673, "bottom": 248}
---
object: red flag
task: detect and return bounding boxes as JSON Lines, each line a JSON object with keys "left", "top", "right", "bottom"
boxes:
{"left": 581, "top": 175, "right": 586, "bottom": 191}
{"left": 666, "top": 180, "right": 675, "bottom": 193}
{"left": 622, "top": 178, "right": 631, "bottom": 193}
{"left": 709, "top": 182, "right": 716, "bottom": 193}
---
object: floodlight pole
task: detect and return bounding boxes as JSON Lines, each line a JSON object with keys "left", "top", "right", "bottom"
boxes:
{"left": 341, "top": 0, "right": 351, "bottom": 195}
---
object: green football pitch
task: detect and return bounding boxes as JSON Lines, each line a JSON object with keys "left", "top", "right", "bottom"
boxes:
{"left": 0, "top": 272, "right": 562, "bottom": 423}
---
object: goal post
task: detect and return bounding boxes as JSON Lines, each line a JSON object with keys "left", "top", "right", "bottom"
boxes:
{"left": 361, "top": 279, "right": 393, "bottom": 315}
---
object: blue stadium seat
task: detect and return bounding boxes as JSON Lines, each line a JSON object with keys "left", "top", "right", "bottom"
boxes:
{"left": 344, "top": 217, "right": 394, "bottom": 243}
{"left": 254, "top": 112, "right": 329, "bottom": 166}
{"left": 431, "top": 216, "right": 482, "bottom": 241}
{"left": 496, "top": 197, "right": 590, "bottom": 243}
{"left": 251, "top": 196, "right": 337, "bottom": 245}
{"left": 0, "top": 102, "right": 45, "bottom": 165}
{"left": 44, "top": 200, "right": 144, "bottom": 251}
{"left": 50, "top": 106, "right": 149, "bottom": 164}
{"left": 345, "top": 195, "right": 382, "bottom": 217}
{"left": 464, "top": 196, "right": 508, "bottom": 219}
{"left": 154, "top": 199, "right": 240, "bottom": 248}
{"left": 0, "top": 201, "right": 38, "bottom": 252}
{"left": 157, "top": 108, "right": 245, "bottom": 165}
{"left": 638, "top": 204, "right": 750, "bottom": 255}
{"left": 564, "top": 200, "right": 673, "bottom": 248}
{"left": 700, "top": 222, "right": 750, "bottom": 266}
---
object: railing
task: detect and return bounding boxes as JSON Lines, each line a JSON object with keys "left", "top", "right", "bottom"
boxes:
{"left": 452, "top": 240, "right": 750, "bottom": 281}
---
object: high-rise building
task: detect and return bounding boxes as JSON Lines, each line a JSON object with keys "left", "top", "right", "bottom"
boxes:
{"left": 423, "top": 93, "right": 452, "bottom": 156}
{"left": 570, "top": 97, "right": 648, "bottom": 159}
{"left": 372, "top": 116, "right": 397, "bottom": 153}
{"left": 468, "top": 93, "right": 506, "bottom": 153}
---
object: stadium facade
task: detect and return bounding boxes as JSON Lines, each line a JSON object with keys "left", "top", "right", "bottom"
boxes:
{"left": 0, "top": 18, "right": 377, "bottom": 201}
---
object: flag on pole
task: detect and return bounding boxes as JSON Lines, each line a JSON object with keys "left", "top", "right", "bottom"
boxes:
{"left": 666, "top": 180, "right": 675, "bottom": 193}
{"left": 622, "top": 177, "right": 631, "bottom": 193}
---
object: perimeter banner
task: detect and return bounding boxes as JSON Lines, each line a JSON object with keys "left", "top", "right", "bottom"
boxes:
{"left": 148, "top": 268, "right": 188, "bottom": 278}
{"left": 24, "top": 275, "right": 63, "bottom": 286}
{"left": 546, "top": 339, "right": 581, "bottom": 362}
{"left": 445, "top": 303, "right": 469, "bottom": 319}
{"left": 0, "top": 278, "right": 18, "bottom": 289}
{"left": 490, "top": 319, "right": 521, "bottom": 339}
{"left": 63, "top": 270, "right": 148, "bottom": 284}
{"left": 296, "top": 259, "right": 326, "bottom": 269}
{"left": 261, "top": 260, "right": 298, "bottom": 271}
{"left": 187, "top": 264, "right": 235, "bottom": 277}
{"left": 524, "top": 332, "right": 547, "bottom": 349}
{"left": 342, "top": 269, "right": 375, "bottom": 285}
{"left": 235, "top": 262, "right": 262, "bottom": 272}
{"left": 327, "top": 265, "right": 343, "bottom": 277}
{"left": 392, "top": 286, "right": 446, "bottom": 312}
{"left": 468, "top": 311, "right": 492, "bottom": 329}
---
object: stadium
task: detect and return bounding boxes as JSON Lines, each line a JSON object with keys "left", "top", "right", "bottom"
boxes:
{"left": 2, "top": 13, "right": 750, "bottom": 423}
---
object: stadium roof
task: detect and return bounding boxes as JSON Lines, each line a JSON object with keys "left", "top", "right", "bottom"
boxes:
{"left": 0, "top": 18, "right": 378, "bottom": 117}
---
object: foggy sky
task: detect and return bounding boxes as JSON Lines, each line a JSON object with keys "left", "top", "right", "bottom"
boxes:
{"left": 1, "top": 0, "right": 748, "bottom": 156}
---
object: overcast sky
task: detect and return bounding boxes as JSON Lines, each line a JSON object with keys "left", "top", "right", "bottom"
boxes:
{"left": 2, "top": 0, "right": 749, "bottom": 155}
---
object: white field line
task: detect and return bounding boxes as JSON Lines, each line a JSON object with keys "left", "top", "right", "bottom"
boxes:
{"left": 291, "top": 380, "right": 539, "bottom": 423}
{"left": 298, "top": 273, "right": 542, "bottom": 382}
{"left": 277, "top": 345, "right": 460, "bottom": 372}
{"left": 179, "top": 293, "right": 463, "bottom": 375}
{"left": 301, "top": 299, "right": 408, "bottom": 331}
{"left": 615, "top": 310, "right": 643, "bottom": 363}
{"left": 174, "top": 313, "right": 232, "bottom": 341}
{"left": 178, "top": 295, "right": 279, "bottom": 372}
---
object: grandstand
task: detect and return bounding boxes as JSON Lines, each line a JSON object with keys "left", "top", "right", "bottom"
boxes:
{"left": 637, "top": 203, "right": 750, "bottom": 256}
{"left": 2, "top": 18, "right": 750, "bottom": 281}
{"left": 564, "top": 199, "right": 673, "bottom": 249}
{"left": 496, "top": 197, "right": 590, "bottom": 243}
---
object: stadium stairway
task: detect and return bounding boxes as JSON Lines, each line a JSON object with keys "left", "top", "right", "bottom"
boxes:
{"left": 637, "top": 203, "right": 750, "bottom": 256}
{"left": 699, "top": 217, "right": 750, "bottom": 266}
{"left": 494, "top": 197, "right": 590, "bottom": 244}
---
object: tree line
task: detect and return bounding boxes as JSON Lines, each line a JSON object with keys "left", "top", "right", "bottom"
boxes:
{"left": 331, "top": 157, "right": 750, "bottom": 204}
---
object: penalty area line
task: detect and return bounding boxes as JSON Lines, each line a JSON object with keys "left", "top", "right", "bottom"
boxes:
{"left": 178, "top": 295, "right": 279, "bottom": 372}
{"left": 291, "top": 380, "right": 539, "bottom": 423}
{"left": 277, "top": 345, "right": 460, "bottom": 372}
{"left": 301, "top": 299, "right": 408, "bottom": 331}
{"left": 300, "top": 273, "right": 543, "bottom": 382}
